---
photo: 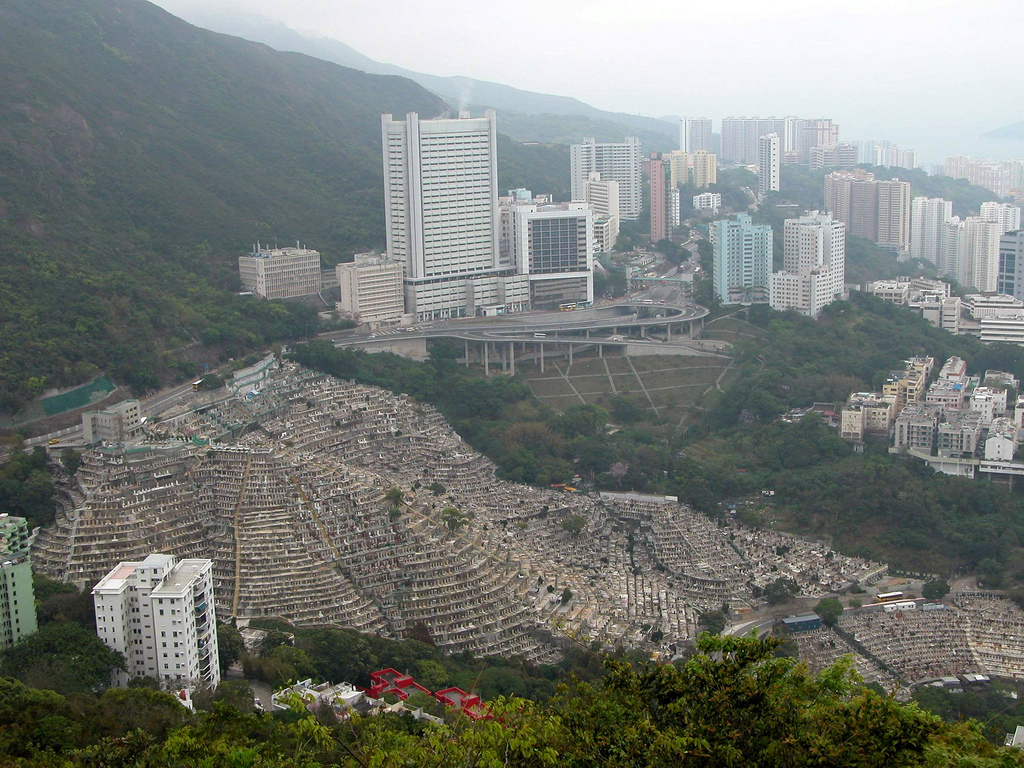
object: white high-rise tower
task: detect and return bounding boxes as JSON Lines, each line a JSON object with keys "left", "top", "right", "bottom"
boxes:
{"left": 93, "top": 554, "right": 219, "bottom": 691}
{"left": 382, "top": 110, "right": 528, "bottom": 320}
{"left": 770, "top": 212, "right": 845, "bottom": 318}
{"left": 910, "top": 197, "right": 953, "bottom": 265}
{"left": 679, "top": 118, "right": 712, "bottom": 153}
{"left": 757, "top": 133, "right": 780, "bottom": 197}
{"left": 570, "top": 137, "right": 644, "bottom": 221}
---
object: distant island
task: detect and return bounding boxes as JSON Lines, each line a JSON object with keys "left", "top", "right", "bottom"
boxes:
{"left": 984, "top": 120, "right": 1024, "bottom": 140}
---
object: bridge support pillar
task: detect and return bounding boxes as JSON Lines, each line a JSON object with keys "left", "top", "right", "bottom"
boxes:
{"left": 598, "top": 342, "right": 603, "bottom": 358}
{"left": 509, "top": 342, "right": 515, "bottom": 376}
{"left": 484, "top": 343, "right": 489, "bottom": 376}
{"left": 539, "top": 342, "right": 544, "bottom": 373}
{"left": 568, "top": 344, "right": 573, "bottom": 366}
{"left": 667, "top": 323, "right": 672, "bottom": 341}
{"left": 690, "top": 317, "right": 703, "bottom": 339}
{"left": 464, "top": 340, "right": 470, "bottom": 367}
{"left": 586, "top": 329, "right": 590, "bottom": 339}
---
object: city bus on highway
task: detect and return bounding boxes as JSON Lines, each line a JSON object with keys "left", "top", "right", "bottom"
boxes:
{"left": 575, "top": 301, "right": 592, "bottom": 309}
{"left": 192, "top": 379, "right": 203, "bottom": 392}
{"left": 558, "top": 302, "right": 577, "bottom": 311}
{"left": 875, "top": 591, "right": 905, "bottom": 603}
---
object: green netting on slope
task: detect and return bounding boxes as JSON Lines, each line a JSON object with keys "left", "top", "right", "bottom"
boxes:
{"left": 39, "top": 377, "right": 115, "bottom": 416}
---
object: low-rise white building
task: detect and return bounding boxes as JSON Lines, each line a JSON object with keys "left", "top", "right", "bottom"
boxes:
{"left": 93, "top": 554, "right": 219, "bottom": 692}
{"left": 984, "top": 418, "right": 1017, "bottom": 461}
{"left": 919, "top": 295, "right": 961, "bottom": 334}
{"left": 965, "top": 293, "right": 1024, "bottom": 319}
{"left": 971, "top": 386, "right": 1008, "bottom": 419}
{"left": 980, "top": 315, "right": 1024, "bottom": 345}
{"left": 840, "top": 393, "right": 897, "bottom": 442}
{"left": 238, "top": 245, "right": 323, "bottom": 300}
{"left": 336, "top": 254, "right": 405, "bottom": 326}
{"left": 83, "top": 400, "right": 142, "bottom": 444}
{"left": 865, "top": 280, "right": 910, "bottom": 304}
{"left": 692, "top": 192, "right": 722, "bottom": 213}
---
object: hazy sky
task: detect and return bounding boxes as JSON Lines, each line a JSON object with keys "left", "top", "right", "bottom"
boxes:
{"left": 153, "top": 0, "right": 1024, "bottom": 162}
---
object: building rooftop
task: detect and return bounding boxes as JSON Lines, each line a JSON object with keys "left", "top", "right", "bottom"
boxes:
{"left": 151, "top": 559, "right": 209, "bottom": 597}
{"left": 92, "top": 561, "right": 140, "bottom": 594}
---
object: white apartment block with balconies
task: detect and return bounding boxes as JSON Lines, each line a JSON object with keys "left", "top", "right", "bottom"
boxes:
{"left": 770, "top": 212, "right": 845, "bottom": 318}
{"left": 980, "top": 202, "right": 1022, "bottom": 234}
{"left": 910, "top": 197, "right": 953, "bottom": 265}
{"left": 93, "top": 554, "right": 219, "bottom": 692}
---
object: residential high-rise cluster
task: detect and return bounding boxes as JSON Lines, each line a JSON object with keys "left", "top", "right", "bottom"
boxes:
{"left": 93, "top": 553, "right": 219, "bottom": 692}
{"left": 907, "top": 198, "right": 1020, "bottom": 292}
{"left": 824, "top": 170, "right": 911, "bottom": 253}
{"left": 666, "top": 150, "right": 717, "bottom": 188}
{"left": 711, "top": 214, "right": 773, "bottom": 307}
{"left": 645, "top": 155, "right": 680, "bottom": 242}
{"left": 721, "top": 117, "right": 838, "bottom": 165}
{"left": 712, "top": 211, "right": 846, "bottom": 319}
{"left": 860, "top": 141, "right": 920, "bottom": 169}
{"left": 910, "top": 197, "right": 953, "bottom": 265}
{"left": 582, "top": 173, "right": 620, "bottom": 253}
{"left": 945, "top": 156, "right": 1024, "bottom": 198}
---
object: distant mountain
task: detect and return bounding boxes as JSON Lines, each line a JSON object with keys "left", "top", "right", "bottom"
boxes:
{"left": 175, "top": 11, "right": 680, "bottom": 151}
{"left": 985, "top": 121, "right": 1024, "bottom": 140}
{"left": 0, "top": 0, "right": 568, "bottom": 413}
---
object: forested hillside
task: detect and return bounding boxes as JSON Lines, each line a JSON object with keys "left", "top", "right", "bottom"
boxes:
{"left": 0, "top": 0, "right": 566, "bottom": 413}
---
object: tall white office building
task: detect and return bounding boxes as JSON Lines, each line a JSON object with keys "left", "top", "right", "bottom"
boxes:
{"left": 980, "top": 202, "right": 1022, "bottom": 234}
{"left": 680, "top": 118, "right": 713, "bottom": 153}
{"left": 570, "top": 137, "right": 644, "bottom": 221}
{"left": 770, "top": 212, "right": 845, "bottom": 318}
{"left": 500, "top": 199, "right": 594, "bottom": 309}
{"left": 758, "top": 133, "right": 781, "bottom": 197}
{"left": 93, "top": 554, "right": 219, "bottom": 692}
{"left": 382, "top": 111, "right": 527, "bottom": 320}
{"left": 910, "top": 197, "right": 953, "bottom": 265}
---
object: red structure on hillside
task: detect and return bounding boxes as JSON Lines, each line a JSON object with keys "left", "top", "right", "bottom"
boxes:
{"left": 366, "top": 669, "right": 491, "bottom": 721}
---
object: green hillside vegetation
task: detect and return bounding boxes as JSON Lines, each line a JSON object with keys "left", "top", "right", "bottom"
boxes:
{"left": 497, "top": 111, "right": 678, "bottom": 154}
{"left": 0, "top": 0, "right": 566, "bottom": 413}
{"left": 1, "top": 564, "right": 1021, "bottom": 765}
{"left": 687, "top": 294, "right": 1024, "bottom": 584}
{"left": 1, "top": 634, "right": 1020, "bottom": 766}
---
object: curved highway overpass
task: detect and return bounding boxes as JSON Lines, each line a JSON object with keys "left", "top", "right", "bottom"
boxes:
{"left": 320, "top": 292, "right": 727, "bottom": 372}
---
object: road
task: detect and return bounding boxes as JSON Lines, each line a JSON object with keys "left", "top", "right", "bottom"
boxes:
{"left": 24, "top": 380, "right": 201, "bottom": 450}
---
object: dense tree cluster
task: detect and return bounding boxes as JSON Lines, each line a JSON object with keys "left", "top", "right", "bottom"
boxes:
{"left": 1, "top": 635, "right": 1022, "bottom": 766}
{"left": 0, "top": 448, "right": 55, "bottom": 529}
